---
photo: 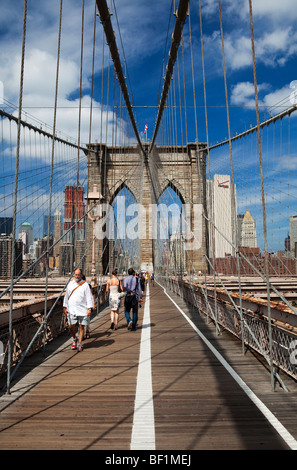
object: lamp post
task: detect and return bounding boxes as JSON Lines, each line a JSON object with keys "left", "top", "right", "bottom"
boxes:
{"left": 85, "top": 184, "right": 104, "bottom": 283}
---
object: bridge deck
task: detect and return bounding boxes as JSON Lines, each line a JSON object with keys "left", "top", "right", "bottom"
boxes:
{"left": 1, "top": 282, "right": 297, "bottom": 451}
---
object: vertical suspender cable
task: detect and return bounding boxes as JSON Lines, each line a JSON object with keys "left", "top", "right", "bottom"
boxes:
{"left": 87, "top": 0, "right": 97, "bottom": 194}
{"left": 150, "top": 0, "right": 189, "bottom": 152}
{"left": 188, "top": 6, "right": 198, "bottom": 144}
{"left": 96, "top": 0, "right": 145, "bottom": 157}
{"left": 43, "top": 0, "right": 63, "bottom": 351}
{"left": 199, "top": 0, "right": 218, "bottom": 321}
{"left": 74, "top": 0, "right": 85, "bottom": 270}
{"left": 218, "top": 0, "right": 236, "bottom": 245}
{"left": 248, "top": 0, "right": 275, "bottom": 391}
{"left": 218, "top": 0, "right": 243, "bottom": 346}
{"left": 7, "top": 0, "right": 27, "bottom": 394}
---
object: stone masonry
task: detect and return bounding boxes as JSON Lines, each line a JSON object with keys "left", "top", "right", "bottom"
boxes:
{"left": 84, "top": 143, "right": 207, "bottom": 276}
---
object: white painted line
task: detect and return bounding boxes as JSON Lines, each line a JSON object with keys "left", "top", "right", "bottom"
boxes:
{"left": 160, "top": 283, "right": 297, "bottom": 451}
{"left": 130, "top": 282, "right": 155, "bottom": 450}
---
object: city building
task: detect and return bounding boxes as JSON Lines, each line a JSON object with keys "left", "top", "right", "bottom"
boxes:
{"left": 63, "top": 185, "right": 85, "bottom": 243}
{"left": 237, "top": 208, "right": 257, "bottom": 248}
{"left": 0, "top": 217, "right": 13, "bottom": 236}
{"left": 61, "top": 185, "right": 86, "bottom": 275}
{"left": 169, "top": 231, "right": 186, "bottom": 274}
{"left": 19, "top": 222, "right": 33, "bottom": 254}
{"left": 285, "top": 233, "right": 290, "bottom": 251}
{"left": 43, "top": 215, "right": 54, "bottom": 237}
{"left": 53, "top": 209, "right": 62, "bottom": 265}
{"left": 206, "top": 174, "right": 237, "bottom": 258}
{"left": 18, "top": 231, "right": 28, "bottom": 256}
{"left": 0, "top": 236, "right": 23, "bottom": 278}
{"left": 290, "top": 215, "right": 297, "bottom": 255}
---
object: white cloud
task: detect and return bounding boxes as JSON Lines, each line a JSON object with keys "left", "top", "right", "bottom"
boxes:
{"left": 199, "top": 0, "right": 297, "bottom": 74}
{"left": 220, "top": 27, "right": 297, "bottom": 71}
{"left": 256, "top": 28, "right": 297, "bottom": 67}
{"left": 241, "top": 0, "right": 297, "bottom": 22}
{"left": 1, "top": 48, "right": 80, "bottom": 106}
{"left": 230, "top": 81, "right": 270, "bottom": 108}
{"left": 261, "top": 85, "right": 293, "bottom": 113}
{"left": 203, "top": 0, "right": 297, "bottom": 23}
{"left": 224, "top": 35, "right": 252, "bottom": 70}
{"left": 230, "top": 81, "right": 295, "bottom": 118}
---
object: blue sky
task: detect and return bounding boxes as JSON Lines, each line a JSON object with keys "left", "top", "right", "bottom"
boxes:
{"left": 1, "top": 0, "right": 296, "bottom": 144}
{"left": 0, "top": 0, "right": 297, "bottom": 252}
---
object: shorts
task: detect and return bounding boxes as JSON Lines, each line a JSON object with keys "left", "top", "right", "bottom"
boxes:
{"left": 67, "top": 314, "right": 90, "bottom": 326}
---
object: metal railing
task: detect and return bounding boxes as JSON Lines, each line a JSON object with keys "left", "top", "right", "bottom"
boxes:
{"left": 160, "top": 275, "right": 297, "bottom": 386}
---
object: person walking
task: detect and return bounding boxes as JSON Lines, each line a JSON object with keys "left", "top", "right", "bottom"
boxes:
{"left": 63, "top": 268, "right": 94, "bottom": 352}
{"left": 123, "top": 268, "right": 143, "bottom": 331}
{"left": 106, "top": 270, "right": 123, "bottom": 330}
{"left": 139, "top": 272, "right": 145, "bottom": 293}
{"left": 82, "top": 274, "right": 95, "bottom": 339}
{"left": 150, "top": 273, "right": 155, "bottom": 286}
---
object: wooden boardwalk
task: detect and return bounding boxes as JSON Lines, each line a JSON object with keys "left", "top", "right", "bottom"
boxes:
{"left": 1, "top": 281, "right": 297, "bottom": 451}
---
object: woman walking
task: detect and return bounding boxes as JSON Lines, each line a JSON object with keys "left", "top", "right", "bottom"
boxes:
{"left": 106, "top": 270, "right": 123, "bottom": 330}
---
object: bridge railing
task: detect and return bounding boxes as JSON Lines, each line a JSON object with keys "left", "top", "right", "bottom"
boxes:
{"left": 0, "top": 282, "right": 108, "bottom": 380}
{"left": 159, "top": 275, "right": 297, "bottom": 385}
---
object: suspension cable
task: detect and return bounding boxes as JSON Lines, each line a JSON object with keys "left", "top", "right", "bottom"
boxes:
{"left": 43, "top": 0, "right": 64, "bottom": 350}
{"left": 95, "top": 0, "right": 145, "bottom": 157}
{"left": 149, "top": 0, "right": 189, "bottom": 152}
{"left": 7, "top": 0, "right": 28, "bottom": 395}
{"left": 248, "top": 0, "right": 275, "bottom": 391}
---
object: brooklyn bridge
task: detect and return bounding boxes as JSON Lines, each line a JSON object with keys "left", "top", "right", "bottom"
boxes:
{"left": 1, "top": 0, "right": 297, "bottom": 452}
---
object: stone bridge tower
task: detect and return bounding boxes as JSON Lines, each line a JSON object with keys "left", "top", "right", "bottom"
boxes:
{"left": 85, "top": 142, "right": 207, "bottom": 277}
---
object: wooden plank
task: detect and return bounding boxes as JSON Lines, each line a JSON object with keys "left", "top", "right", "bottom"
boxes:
{"left": 0, "top": 282, "right": 297, "bottom": 450}
{"left": 149, "top": 283, "right": 294, "bottom": 450}
{"left": 0, "top": 309, "right": 141, "bottom": 450}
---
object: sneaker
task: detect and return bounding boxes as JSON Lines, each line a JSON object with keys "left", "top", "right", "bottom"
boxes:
{"left": 111, "top": 322, "right": 114, "bottom": 329}
{"left": 128, "top": 321, "right": 132, "bottom": 330}
{"left": 71, "top": 338, "right": 78, "bottom": 350}
{"left": 77, "top": 343, "right": 83, "bottom": 352}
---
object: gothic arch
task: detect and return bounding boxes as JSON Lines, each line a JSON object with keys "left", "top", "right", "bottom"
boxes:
{"left": 108, "top": 180, "right": 138, "bottom": 206}
{"left": 157, "top": 178, "right": 189, "bottom": 205}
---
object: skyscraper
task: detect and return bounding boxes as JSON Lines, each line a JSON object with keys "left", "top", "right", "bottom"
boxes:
{"left": 289, "top": 215, "right": 297, "bottom": 254}
{"left": 61, "top": 185, "right": 85, "bottom": 274}
{"left": 43, "top": 215, "right": 54, "bottom": 237}
{"left": 0, "top": 236, "right": 23, "bottom": 278}
{"left": 0, "top": 217, "right": 13, "bottom": 236}
{"left": 237, "top": 208, "right": 257, "bottom": 248}
{"left": 63, "top": 185, "right": 85, "bottom": 243}
{"left": 19, "top": 222, "right": 33, "bottom": 254}
{"left": 206, "top": 174, "right": 237, "bottom": 258}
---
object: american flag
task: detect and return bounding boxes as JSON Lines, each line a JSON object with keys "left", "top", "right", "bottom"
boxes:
{"left": 143, "top": 123, "right": 148, "bottom": 134}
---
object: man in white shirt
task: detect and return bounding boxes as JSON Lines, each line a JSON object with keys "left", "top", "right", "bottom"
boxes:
{"left": 63, "top": 268, "right": 94, "bottom": 352}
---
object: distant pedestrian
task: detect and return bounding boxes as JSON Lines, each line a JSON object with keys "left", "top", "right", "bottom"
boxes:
{"left": 150, "top": 273, "right": 155, "bottom": 286}
{"left": 63, "top": 268, "right": 94, "bottom": 352}
{"left": 139, "top": 273, "right": 145, "bottom": 293}
{"left": 82, "top": 274, "right": 95, "bottom": 339}
{"left": 106, "top": 270, "right": 123, "bottom": 330}
{"left": 123, "top": 268, "right": 143, "bottom": 330}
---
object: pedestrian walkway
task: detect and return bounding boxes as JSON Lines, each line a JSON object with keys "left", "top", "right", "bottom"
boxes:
{"left": 1, "top": 281, "right": 297, "bottom": 450}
